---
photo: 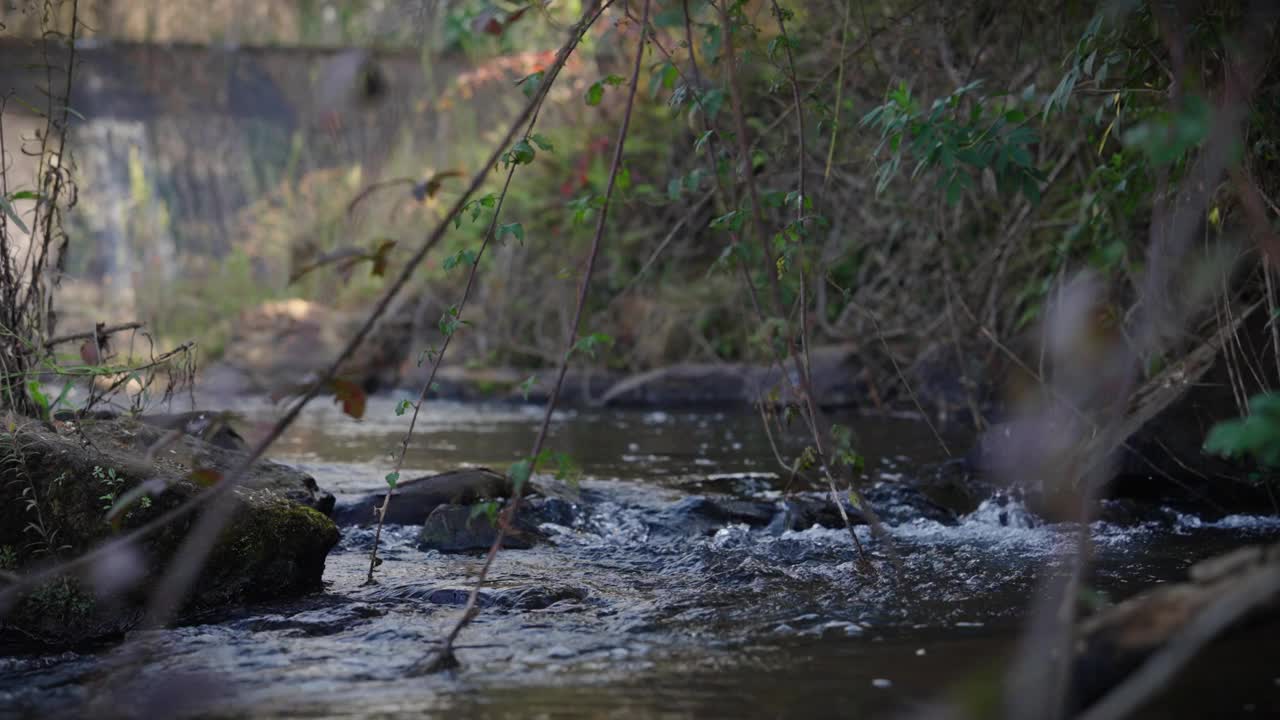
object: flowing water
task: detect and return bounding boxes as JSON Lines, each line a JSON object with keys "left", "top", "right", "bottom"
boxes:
{"left": 4, "top": 397, "right": 1280, "bottom": 718}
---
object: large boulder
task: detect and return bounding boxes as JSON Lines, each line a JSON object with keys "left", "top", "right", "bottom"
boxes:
{"left": 70, "top": 413, "right": 336, "bottom": 515}
{"left": 0, "top": 416, "right": 339, "bottom": 647}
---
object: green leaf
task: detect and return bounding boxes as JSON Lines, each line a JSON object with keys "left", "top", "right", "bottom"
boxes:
{"left": 26, "top": 380, "right": 49, "bottom": 418}
{"left": 516, "top": 71, "right": 544, "bottom": 99}
{"left": 385, "top": 471, "right": 400, "bottom": 489}
{"left": 509, "top": 139, "right": 536, "bottom": 165}
{"left": 442, "top": 248, "right": 478, "bottom": 272}
{"left": 469, "top": 500, "right": 501, "bottom": 526}
{"left": 586, "top": 82, "right": 604, "bottom": 106}
{"left": 519, "top": 374, "right": 537, "bottom": 401}
{"left": 508, "top": 459, "right": 532, "bottom": 492}
{"left": 497, "top": 222, "right": 525, "bottom": 244}
{"left": 572, "top": 332, "right": 614, "bottom": 359}
{"left": 395, "top": 399, "right": 412, "bottom": 416}
{"left": 530, "top": 133, "right": 554, "bottom": 151}
{"left": 709, "top": 209, "right": 746, "bottom": 232}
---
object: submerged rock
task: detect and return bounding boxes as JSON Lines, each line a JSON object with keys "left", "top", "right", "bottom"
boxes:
{"left": 333, "top": 467, "right": 519, "bottom": 526}
{"left": 769, "top": 484, "right": 960, "bottom": 533}
{"left": 661, "top": 496, "right": 777, "bottom": 536}
{"left": 416, "top": 496, "right": 578, "bottom": 553}
{"left": 418, "top": 503, "right": 531, "bottom": 553}
{"left": 0, "top": 416, "right": 339, "bottom": 647}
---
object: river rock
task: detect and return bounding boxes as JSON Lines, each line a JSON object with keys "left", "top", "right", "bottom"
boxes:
{"left": 769, "top": 483, "right": 959, "bottom": 533}
{"left": 0, "top": 416, "right": 340, "bottom": 647}
{"left": 58, "top": 409, "right": 251, "bottom": 453}
{"left": 661, "top": 496, "right": 778, "bottom": 536}
{"left": 416, "top": 496, "right": 579, "bottom": 553}
{"left": 418, "top": 503, "right": 533, "bottom": 552}
{"left": 333, "top": 467, "right": 518, "bottom": 526}
{"left": 58, "top": 413, "right": 335, "bottom": 515}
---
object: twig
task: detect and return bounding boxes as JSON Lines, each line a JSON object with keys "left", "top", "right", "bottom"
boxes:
{"left": 42, "top": 321, "right": 144, "bottom": 349}
{"left": 362, "top": 3, "right": 611, "bottom": 584}
{"left": 413, "top": 0, "right": 651, "bottom": 674}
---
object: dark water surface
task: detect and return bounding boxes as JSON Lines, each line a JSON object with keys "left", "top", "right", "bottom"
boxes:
{"left": 3, "top": 397, "right": 1280, "bottom": 718}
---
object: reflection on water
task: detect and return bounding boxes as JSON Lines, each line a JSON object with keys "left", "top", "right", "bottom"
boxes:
{"left": 3, "top": 396, "right": 1279, "bottom": 719}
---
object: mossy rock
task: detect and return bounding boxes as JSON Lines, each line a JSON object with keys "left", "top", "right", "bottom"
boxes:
{"left": 0, "top": 416, "right": 339, "bottom": 648}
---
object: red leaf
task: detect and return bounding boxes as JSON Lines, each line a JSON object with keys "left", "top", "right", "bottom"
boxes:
{"left": 327, "top": 378, "right": 367, "bottom": 419}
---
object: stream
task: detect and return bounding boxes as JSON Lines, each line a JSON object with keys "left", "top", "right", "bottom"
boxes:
{"left": 3, "top": 396, "right": 1280, "bottom": 718}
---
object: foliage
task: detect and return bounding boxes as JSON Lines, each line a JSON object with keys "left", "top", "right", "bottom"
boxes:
{"left": 861, "top": 80, "right": 1045, "bottom": 204}
{"left": 1204, "top": 394, "right": 1280, "bottom": 469}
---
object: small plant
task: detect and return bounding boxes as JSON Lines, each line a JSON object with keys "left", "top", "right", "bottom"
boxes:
{"left": 0, "top": 545, "right": 17, "bottom": 571}
{"left": 94, "top": 465, "right": 124, "bottom": 513}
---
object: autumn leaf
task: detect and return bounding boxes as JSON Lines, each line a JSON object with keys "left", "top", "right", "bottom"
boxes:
{"left": 328, "top": 378, "right": 367, "bottom": 419}
{"left": 289, "top": 239, "right": 398, "bottom": 284}
{"left": 413, "top": 170, "right": 464, "bottom": 201}
{"left": 473, "top": 5, "right": 530, "bottom": 36}
{"left": 368, "top": 238, "right": 397, "bottom": 277}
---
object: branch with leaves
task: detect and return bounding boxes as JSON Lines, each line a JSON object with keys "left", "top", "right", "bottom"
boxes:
{"left": 362, "top": 0, "right": 613, "bottom": 586}
{"left": 411, "top": 0, "right": 652, "bottom": 675}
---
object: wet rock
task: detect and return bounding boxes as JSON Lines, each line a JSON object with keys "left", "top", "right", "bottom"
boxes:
{"left": 0, "top": 417, "right": 340, "bottom": 647}
{"left": 661, "top": 496, "right": 778, "bottom": 536}
{"left": 769, "top": 495, "right": 851, "bottom": 533}
{"left": 769, "top": 484, "right": 958, "bottom": 533}
{"left": 494, "top": 585, "right": 590, "bottom": 610}
{"left": 414, "top": 495, "right": 575, "bottom": 553}
{"left": 1096, "top": 498, "right": 1177, "bottom": 527}
{"left": 864, "top": 482, "right": 959, "bottom": 525}
{"left": 333, "top": 467, "right": 518, "bottom": 526}
{"left": 517, "top": 496, "right": 580, "bottom": 529}
{"left": 73, "top": 414, "right": 335, "bottom": 515}
{"left": 238, "top": 602, "right": 384, "bottom": 636}
{"left": 417, "top": 503, "right": 536, "bottom": 553}
{"left": 55, "top": 409, "right": 251, "bottom": 453}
